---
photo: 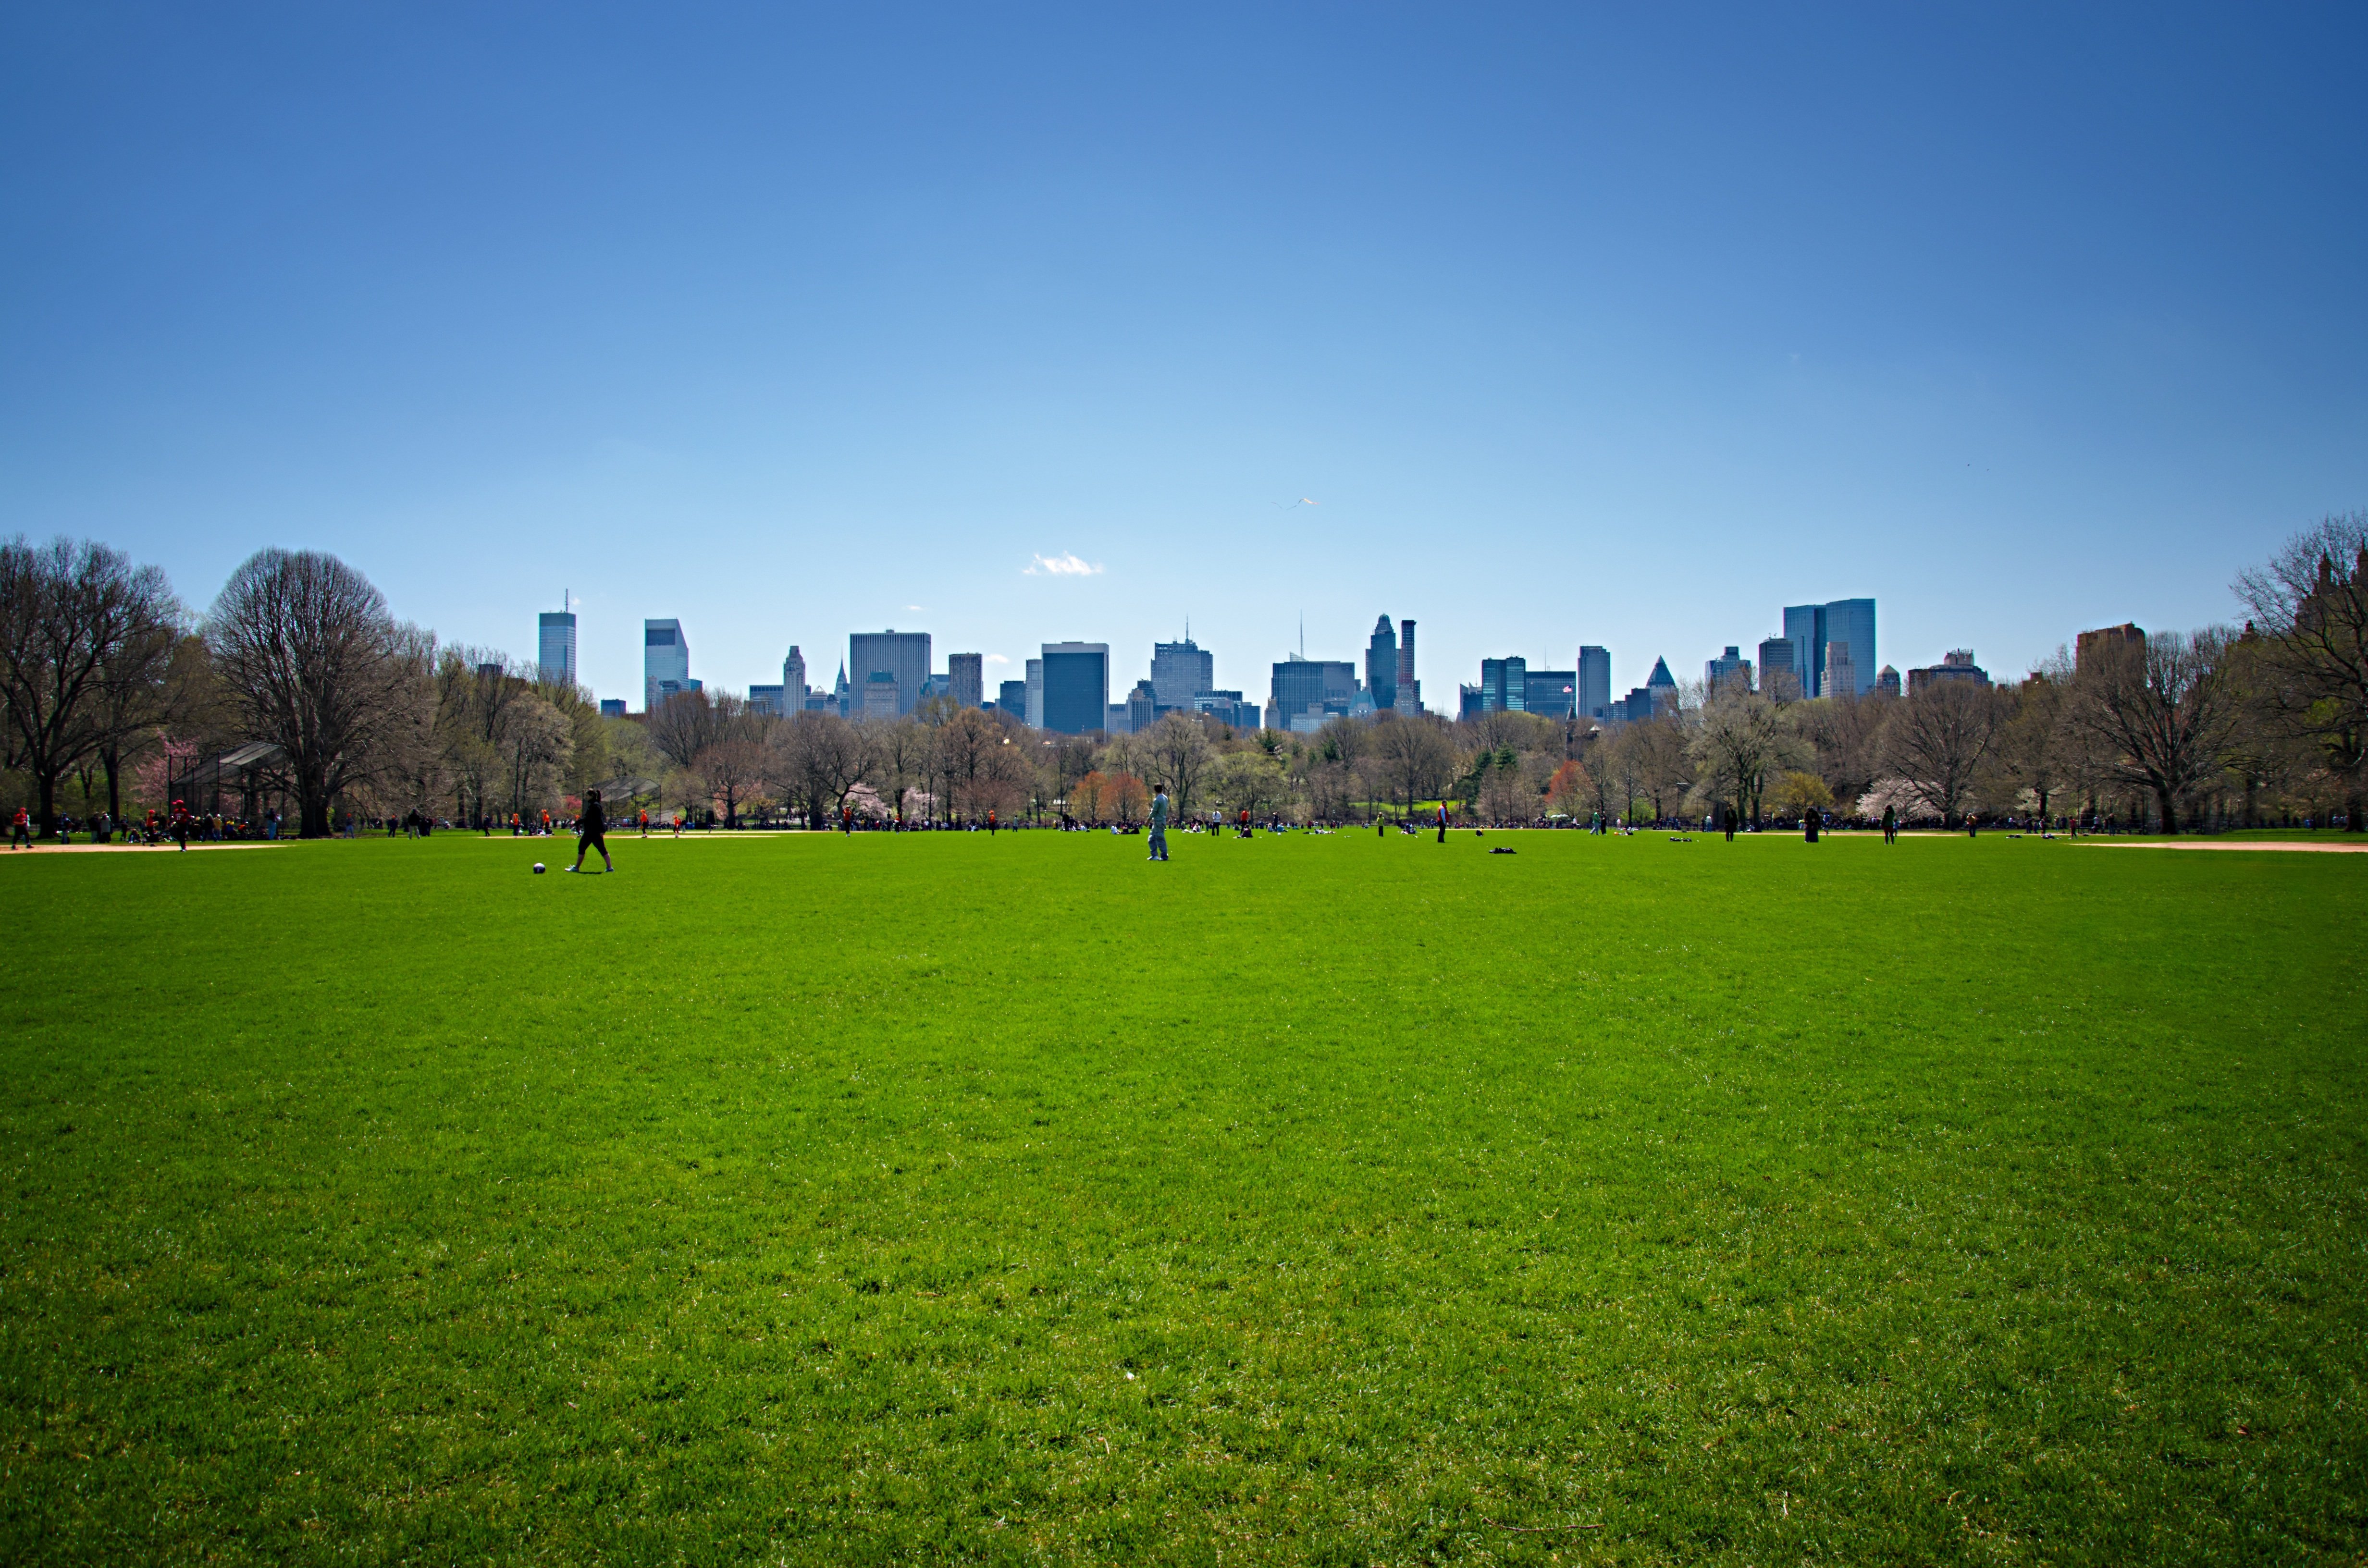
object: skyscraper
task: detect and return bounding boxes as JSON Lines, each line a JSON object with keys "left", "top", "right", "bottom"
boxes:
{"left": 1523, "top": 669, "right": 1577, "bottom": 717}
{"left": 1024, "top": 659, "right": 1043, "bottom": 727}
{"left": 1365, "top": 615, "right": 1397, "bottom": 712}
{"left": 782, "top": 645, "right": 807, "bottom": 704}
{"left": 1151, "top": 638, "right": 1214, "bottom": 708}
{"left": 849, "top": 631, "right": 931, "bottom": 717}
{"left": 1757, "top": 636, "right": 1797, "bottom": 697}
{"left": 998, "top": 678, "right": 1027, "bottom": 714}
{"left": 643, "top": 619, "right": 688, "bottom": 712}
{"left": 1040, "top": 643, "right": 1109, "bottom": 734}
{"left": 538, "top": 605, "right": 577, "bottom": 687}
{"left": 1781, "top": 599, "right": 1876, "bottom": 698}
{"left": 947, "top": 652, "right": 984, "bottom": 708}
{"left": 1578, "top": 646, "right": 1611, "bottom": 721}
{"left": 1645, "top": 657, "right": 1677, "bottom": 710}
{"left": 1479, "top": 657, "right": 1528, "bottom": 712}
{"left": 1705, "top": 646, "right": 1749, "bottom": 692}
{"left": 1824, "top": 642, "right": 1857, "bottom": 701}
{"left": 1269, "top": 657, "right": 1357, "bottom": 729}
{"left": 1396, "top": 620, "right": 1418, "bottom": 712}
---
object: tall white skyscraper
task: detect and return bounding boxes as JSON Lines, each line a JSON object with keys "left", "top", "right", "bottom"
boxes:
{"left": 538, "top": 600, "right": 577, "bottom": 687}
{"left": 783, "top": 645, "right": 807, "bottom": 703}
{"left": 1024, "top": 658, "right": 1044, "bottom": 728}
{"left": 644, "top": 619, "right": 689, "bottom": 711}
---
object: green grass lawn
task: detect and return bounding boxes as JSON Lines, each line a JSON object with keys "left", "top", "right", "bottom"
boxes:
{"left": 3, "top": 827, "right": 2363, "bottom": 1564}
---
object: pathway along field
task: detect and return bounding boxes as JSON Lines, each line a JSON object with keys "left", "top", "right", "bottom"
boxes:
{"left": 2, "top": 830, "right": 2362, "bottom": 1564}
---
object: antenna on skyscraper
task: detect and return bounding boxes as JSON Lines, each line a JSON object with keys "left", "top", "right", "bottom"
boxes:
{"left": 1298, "top": 613, "right": 1305, "bottom": 659}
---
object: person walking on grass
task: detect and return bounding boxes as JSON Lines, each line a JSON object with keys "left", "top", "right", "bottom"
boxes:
{"left": 1436, "top": 800, "right": 1449, "bottom": 843}
{"left": 568, "top": 788, "right": 614, "bottom": 873}
{"left": 10, "top": 806, "right": 30, "bottom": 850}
{"left": 1147, "top": 786, "right": 1170, "bottom": 862}
{"left": 1882, "top": 803, "right": 1898, "bottom": 845}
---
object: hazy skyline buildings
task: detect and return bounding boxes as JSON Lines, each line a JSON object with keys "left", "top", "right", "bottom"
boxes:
{"left": 1365, "top": 616, "right": 1397, "bottom": 713}
{"left": 1150, "top": 638, "right": 1214, "bottom": 709}
{"left": 848, "top": 631, "right": 931, "bottom": 718}
{"left": 643, "top": 619, "right": 688, "bottom": 711}
{"left": 1783, "top": 599, "right": 1876, "bottom": 698}
{"left": 538, "top": 607, "right": 576, "bottom": 687}
{"left": 1040, "top": 643, "right": 1109, "bottom": 735}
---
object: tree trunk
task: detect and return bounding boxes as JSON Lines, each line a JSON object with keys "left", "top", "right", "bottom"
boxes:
{"left": 2348, "top": 789, "right": 2363, "bottom": 832}
{"left": 103, "top": 747, "right": 121, "bottom": 821}
{"left": 2156, "top": 787, "right": 2179, "bottom": 835}
{"left": 36, "top": 769, "right": 58, "bottom": 835}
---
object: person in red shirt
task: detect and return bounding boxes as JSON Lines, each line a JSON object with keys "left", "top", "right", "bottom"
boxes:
{"left": 10, "top": 806, "right": 30, "bottom": 850}
{"left": 171, "top": 799, "right": 193, "bottom": 852}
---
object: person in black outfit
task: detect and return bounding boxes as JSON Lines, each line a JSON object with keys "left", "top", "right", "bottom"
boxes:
{"left": 568, "top": 789, "right": 613, "bottom": 872}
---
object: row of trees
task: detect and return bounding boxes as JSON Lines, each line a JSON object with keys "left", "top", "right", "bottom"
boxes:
{"left": 5, "top": 516, "right": 2362, "bottom": 835}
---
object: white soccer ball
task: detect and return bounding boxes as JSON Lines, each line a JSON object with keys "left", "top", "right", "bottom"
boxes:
{"left": 532, "top": 862, "right": 546, "bottom": 874}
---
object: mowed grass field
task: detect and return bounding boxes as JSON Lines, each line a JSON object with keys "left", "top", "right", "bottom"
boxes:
{"left": 3, "top": 827, "right": 2364, "bottom": 1565}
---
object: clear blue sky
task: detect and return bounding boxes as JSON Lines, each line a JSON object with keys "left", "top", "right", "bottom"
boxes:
{"left": 4, "top": 5, "right": 2363, "bottom": 705}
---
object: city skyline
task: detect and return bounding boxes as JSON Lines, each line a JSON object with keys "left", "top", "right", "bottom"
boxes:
{"left": 578, "top": 593, "right": 1906, "bottom": 733}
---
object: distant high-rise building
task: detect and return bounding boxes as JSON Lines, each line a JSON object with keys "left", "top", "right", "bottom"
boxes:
{"left": 2076, "top": 623, "right": 2146, "bottom": 671}
{"left": 1823, "top": 642, "right": 1857, "bottom": 701}
{"left": 1646, "top": 656, "right": 1677, "bottom": 698}
{"left": 1619, "top": 686, "right": 1655, "bottom": 723}
{"left": 1396, "top": 620, "right": 1419, "bottom": 712}
{"left": 599, "top": 698, "right": 626, "bottom": 718}
{"left": 1365, "top": 616, "right": 1398, "bottom": 712}
{"left": 749, "top": 685, "right": 787, "bottom": 716}
{"left": 1479, "top": 657, "right": 1528, "bottom": 712}
{"left": 1126, "top": 679, "right": 1157, "bottom": 735}
{"left": 1524, "top": 669, "right": 1577, "bottom": 718}
{"left": 1151, "top": 638, "right": 1214, "bottom": 708}
{"left": 643, "top": 619, "right": 688, "bottom": 712}
{"left": 1757, "top": 636, "right": 1797, "bottom": 698}
{"left": 1705, "top": 646, "right": 1749, "bottom": 692}
{"left": 1192, "top": 690, "right": 1259, "bottom": 729}
{"left": 999, "top": 678, "right": 1028, "bottom": 714}
{"left": 1875, "top": 665, "right": 1902, "bottom": 698}
{"left": 1270, "top": 657, "right": 1358, "bottom": 728}
{"left": 538, "top": 606, "right": 577, "bottom": 687}
{"left": 849, "top": 631, "right": 931, "bottom": 717}
{"left": 783, "top": 646, "right": 807, "bottom": 704}
{"left": 1908, "top": 649, "right": 1991, "bottom": 694}
{"left": 1578, "top": 646, "right": 1611, "bottom": 721}
{"left": 832, "top": 662, "right": 851, "bottom": 716}
{"left": 862, "top": 671, "right": 900, "bottom": 720}
{"left": 1782, "top": 599, "right": 1876, "bottom": 698}
{"left": 948, "top": 652, "right": 984, "bottom": 708}
{"left": 1025, "top": 659, "right": 1044, "bottom": 727}
{"left": 1040, "top": 643, "right": 1110, "bottom": 734}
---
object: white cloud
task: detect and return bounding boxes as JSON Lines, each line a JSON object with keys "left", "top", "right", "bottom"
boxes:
{"left": 1024, "top": 552, "right": 1103, "bottom": 576}
{"left": 985, "top": 653, "right": 1011, "bottom": 665}
{"left": 904, "top": 604, "right": 926, "bottom": 612}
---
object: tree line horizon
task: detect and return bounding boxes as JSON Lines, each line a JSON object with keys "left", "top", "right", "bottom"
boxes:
{"left": 3, "top": 517, "right": 2364, "bottom": 838}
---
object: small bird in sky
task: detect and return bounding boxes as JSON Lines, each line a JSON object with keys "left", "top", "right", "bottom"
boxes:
{"left": 1273, "top": 497, "right": 1318, "bottom": 509}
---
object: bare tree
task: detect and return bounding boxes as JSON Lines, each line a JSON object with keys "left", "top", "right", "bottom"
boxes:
{"left": 1879, "top": 680, "right": 2006, "bottom": 827}
{"left": 646, "top": 689, "right": 744, "bottom": 772}
{"left": 89, "top": 578, "right": 186, "bottom": 822}
{"left": 2236, "top": 512, "right": 2368, "bottom": 827}
{"left": 1369, "top": 713, "right": 1457, "bottom": 815}
{"left": 2057, "top": 628, "right": 2241, "bottom": 833}
{"left": 1986, "top": 668, "right": 2069, "bottom": 824}
{"left": 771, "top": 711, "right": 874, "bottom": 828}
{"left": 695, "top": 737, "right": 766, "bottom": 826}
{"left": 1143, "top": 711, "right": 1217, "bottom": 815}
{"left": 0, "top": 537, "right": 180, "bottom": 831}
{"left": 1688, "top": 690, "right": 1806, "bottom": 825}
{"left": 204, "top": 549, "right": 418, "bottom": 837}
